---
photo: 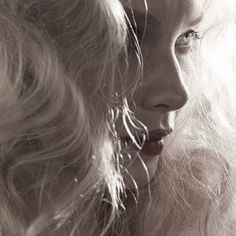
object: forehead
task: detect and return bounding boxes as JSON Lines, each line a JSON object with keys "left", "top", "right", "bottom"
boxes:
{"left": 122, "top": 0, "right": 206, "bottom": 11}
{"left": 122, "top": 0, "right": 206, "bottom": 24}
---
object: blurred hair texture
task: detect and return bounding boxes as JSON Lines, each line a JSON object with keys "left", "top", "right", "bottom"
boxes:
{"left": 0, "top": 0, "right": 130, "bottom": 235}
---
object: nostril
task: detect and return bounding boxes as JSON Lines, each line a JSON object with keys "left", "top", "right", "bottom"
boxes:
{"left": 154, "top": 104, "right": 170, "bottom": 108}
{"left": 140, "top": 92, "right": 189, "bottom": 111}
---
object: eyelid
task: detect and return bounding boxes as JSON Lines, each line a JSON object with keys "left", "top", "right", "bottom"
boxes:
{"left": 180, "top": 29, "right": 201, "bottom": 39}
{"left": 175, "top": 29, "right": 201, "bottom": 46}
{"left": 175, "top": 29, "right": 203, "bottom": 55}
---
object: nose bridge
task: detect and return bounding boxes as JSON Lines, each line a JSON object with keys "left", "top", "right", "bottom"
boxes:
{"left": 139, "top": 49, "right": 189, "bottom": 111}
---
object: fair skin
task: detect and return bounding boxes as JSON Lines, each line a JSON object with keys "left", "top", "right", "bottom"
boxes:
{"left": 119, "top": 0, "right": 206, "bottom": 188}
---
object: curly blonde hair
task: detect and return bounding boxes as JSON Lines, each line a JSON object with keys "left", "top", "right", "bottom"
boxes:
{"left": 1, "top": 0, "right": 236, "bottom": 236}
{"left": 0, "top": 1, "right": 129, "bottom": 235}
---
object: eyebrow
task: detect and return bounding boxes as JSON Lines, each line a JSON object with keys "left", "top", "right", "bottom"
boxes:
{"left": 189, "top": 13, "right": 204, "bottom": 27}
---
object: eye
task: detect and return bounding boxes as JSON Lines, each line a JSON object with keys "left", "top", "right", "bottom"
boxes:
{"left": 175, "top": 30, "right": 201, "bottom": 54}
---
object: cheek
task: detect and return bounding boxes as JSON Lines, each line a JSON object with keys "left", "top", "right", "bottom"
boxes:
{"left": 176, "top": 55, "right": 193, "bottom": 80}
{"left": 178, "top": 58, "right": 191, "bottom": 73}
{"left": 120, "top": 56, "right": 142, "bottom": 99}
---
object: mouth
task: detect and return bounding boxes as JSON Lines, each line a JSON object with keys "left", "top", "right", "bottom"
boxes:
{"left": 121, "top": 129, "right": 172, "bottom": 156}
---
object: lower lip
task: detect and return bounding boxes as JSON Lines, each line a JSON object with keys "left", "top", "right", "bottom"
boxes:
{"left": 121, "top": 138, "right": 164, "bottom": 157}
{"left": 141, "top": 139, "right": 164, "bottom": 156}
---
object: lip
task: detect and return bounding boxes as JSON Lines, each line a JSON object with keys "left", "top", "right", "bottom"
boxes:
{"left": 121, "top": 128, "right": 172, "bottom": 156}
{"left": 141, "top": 138, "right": 164, "bottom": 156}
{"left": 146, "top": 129, "right": 172, "bottom": 142}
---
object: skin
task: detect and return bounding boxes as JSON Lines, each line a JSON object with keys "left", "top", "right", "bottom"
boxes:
{"left": 119, "top": 0, "right": 206, "bottom": 188}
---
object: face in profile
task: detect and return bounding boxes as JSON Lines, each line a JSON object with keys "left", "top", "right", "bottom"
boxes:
{"left": 119, "top": 0, "right": 207, "bottom": 188}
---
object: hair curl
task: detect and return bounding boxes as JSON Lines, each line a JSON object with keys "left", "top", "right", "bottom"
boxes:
{"left": 0, "top": 1, "right": 129, "bottom": 235}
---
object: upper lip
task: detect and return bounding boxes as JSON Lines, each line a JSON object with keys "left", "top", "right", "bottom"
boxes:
{"left": 147, "top": 129, "right": 172, "bottom": 142}
{"left": 121, "top": 128, "right": 172, "bottom": 144}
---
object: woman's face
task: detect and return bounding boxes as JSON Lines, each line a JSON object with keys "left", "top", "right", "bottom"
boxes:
{"left": 119, "top": 0, "right": 206, "bottom": 188}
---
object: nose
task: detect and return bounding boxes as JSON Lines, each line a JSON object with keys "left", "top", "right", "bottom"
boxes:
{"left": 137, "top": 51, "right": 189, "bottom": 112}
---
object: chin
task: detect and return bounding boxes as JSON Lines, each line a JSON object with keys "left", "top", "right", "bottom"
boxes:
{"left": 122, "top": 152, "right": 159, "bottom": 189}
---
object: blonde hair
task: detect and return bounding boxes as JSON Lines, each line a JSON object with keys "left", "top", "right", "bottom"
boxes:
{"left": 1, "top": 0, "right": 236, "bottom": 236}
{"left": 0, "top": 1, "right": 129, "bottom": 235}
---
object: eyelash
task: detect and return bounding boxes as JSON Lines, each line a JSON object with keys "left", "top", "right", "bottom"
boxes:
{"left": 175, "top": 29, "right": 201, "bottom": 51}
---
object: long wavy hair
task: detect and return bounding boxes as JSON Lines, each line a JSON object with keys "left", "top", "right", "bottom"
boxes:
{"left": 0, "top": 1, "right": 129, "bottom": 235}
{"left": 1, "top": 0, "right": 236, "bottom": 236}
